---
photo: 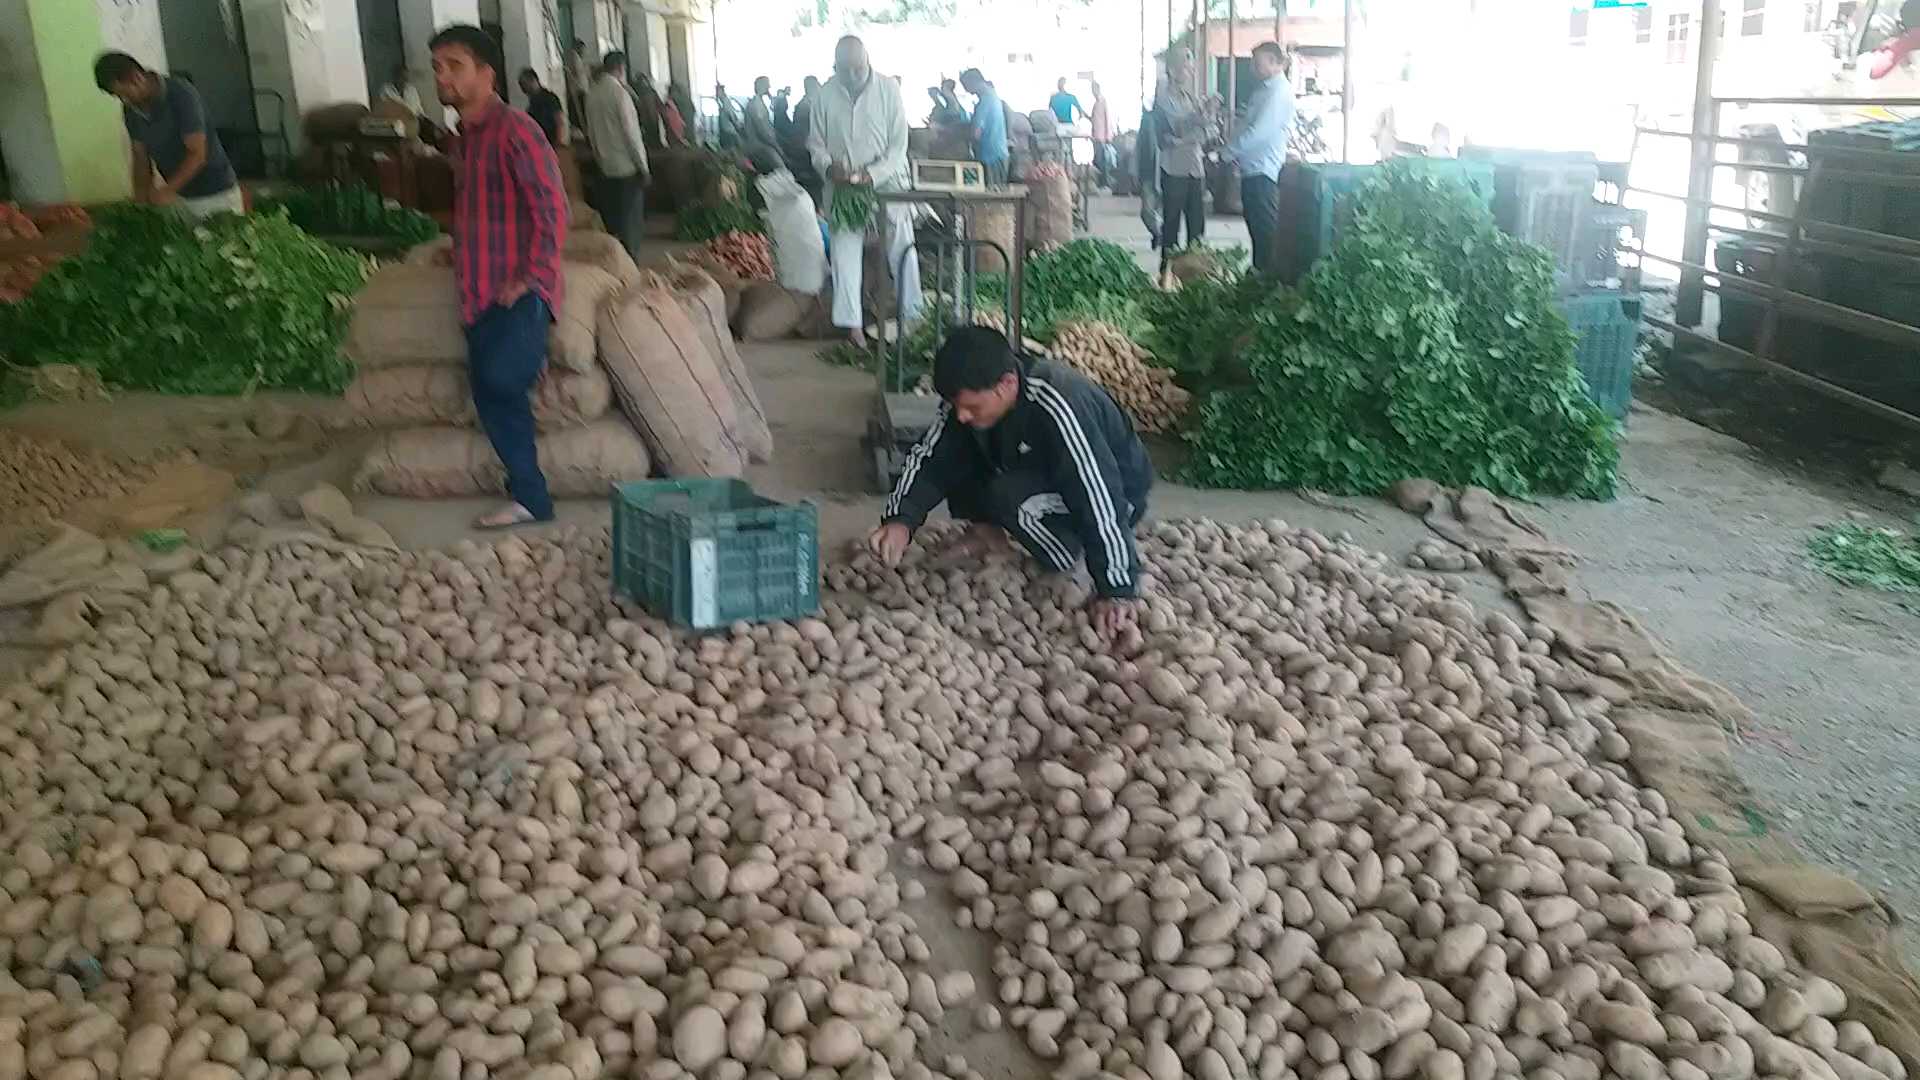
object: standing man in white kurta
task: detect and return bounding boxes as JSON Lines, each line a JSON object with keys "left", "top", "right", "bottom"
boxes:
{"left": 807, "top": 35, "right": 923, "bottom": 348}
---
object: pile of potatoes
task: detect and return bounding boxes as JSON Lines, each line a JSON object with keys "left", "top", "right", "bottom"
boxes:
{"left": 0, "top": 516, "right": 1905, "bottom": 1080}
{"left": 0, "top": 430, "right": 151, "bottom": 560}
{"left": 1041, "top": 321, "right": 1190, "bottom": 435}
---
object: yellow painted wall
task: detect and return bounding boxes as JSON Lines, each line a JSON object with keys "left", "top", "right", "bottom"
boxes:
{"left": 30, "top": 0, "right": 132, "bottom": 202}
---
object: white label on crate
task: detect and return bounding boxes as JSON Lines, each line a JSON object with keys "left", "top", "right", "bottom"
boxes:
{"left": 689, "top": 539, "right": 718, "bottom": 628}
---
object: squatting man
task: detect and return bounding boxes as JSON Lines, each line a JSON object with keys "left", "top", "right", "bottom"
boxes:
{"left": 868, "top": 327, "right": 1153, "bottom": 640}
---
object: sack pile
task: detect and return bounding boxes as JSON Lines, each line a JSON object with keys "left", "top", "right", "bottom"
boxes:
{"left": 346, "top": 249, "right": 772, "bottom": 498}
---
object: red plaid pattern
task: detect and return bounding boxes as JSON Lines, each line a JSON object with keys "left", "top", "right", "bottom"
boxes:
{"left": 450, "top": 98, "right": 570, "bottom": 326}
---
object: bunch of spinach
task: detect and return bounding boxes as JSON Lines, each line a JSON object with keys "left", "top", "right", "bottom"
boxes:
{"left": 1176, "top": 163, "right": 1619, "bottom": 499}
{"left": 827, "top": 184, "right": 878, "bottom": 234}
{"left": 0, "top": 205, "right": 368, "bottom": 395}
{"left": 1019, "top": 238, "right": 1150, "bottom": 333}
{"left": 256, "top": 183, "right": 439, "bottom": 246}
{"left": 673, "top": 200, "right": 766, "bottom": 242}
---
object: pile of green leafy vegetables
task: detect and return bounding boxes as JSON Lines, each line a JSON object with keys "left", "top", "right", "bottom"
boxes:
{"left": 673, "top": 200, "right": 765, "bottom": 242}
{"left": 0, "top": 205, "right": 368, "bottom": 395}
{"left": 1170, "top": 161, "right": 1619, "bottom": 499}
{"left": 256, "top": 183, "right": 439, "bottom": 246}
{"left": 974, "top": 238, "right": 1156, "bottom": 343}
{"left": 1808, "top": 521, "right": 1920, "bottom": 601}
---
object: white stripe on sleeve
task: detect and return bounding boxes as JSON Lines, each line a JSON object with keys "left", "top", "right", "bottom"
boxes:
{"left": 1028, "top": 382, "right": 1131, "bottom": 589}
{"left": 885, "top": 401, "right": 950, "bottom": 519}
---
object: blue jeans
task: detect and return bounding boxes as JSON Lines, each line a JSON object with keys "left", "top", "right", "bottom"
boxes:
{"left": 466, "top": 294, "right": 554, "bottom": 520}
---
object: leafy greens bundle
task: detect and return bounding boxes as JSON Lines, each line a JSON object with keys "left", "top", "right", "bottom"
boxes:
{"left": 1174, "top": 162, "right": 1620, "bottom": 499}
{"left": 0, "top": 205, "right": 368, "bottom": 395}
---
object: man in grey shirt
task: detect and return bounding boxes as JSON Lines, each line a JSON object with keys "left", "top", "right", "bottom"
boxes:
{"left": 95, "top": 52, "right": 242, "bottom": 219}
{"left": 1153, "top": 50, "right": 1207, "bottom": 254}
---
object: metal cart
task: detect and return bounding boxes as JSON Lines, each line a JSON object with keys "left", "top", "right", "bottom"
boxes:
{"left": 861, "top": 186, "right": 1031, "bottom": 494}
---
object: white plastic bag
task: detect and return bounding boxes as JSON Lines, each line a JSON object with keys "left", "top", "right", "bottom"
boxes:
{"left": 757, "top": 170, "right": 829, "bottom": 295}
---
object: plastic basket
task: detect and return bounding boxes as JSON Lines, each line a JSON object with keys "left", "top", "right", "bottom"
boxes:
{"left": 1557, "top": 292, "right": 1642, "bottom": 421}
{"left": 1574, "top": 204, "right": 1646, "bottom": 293}
{"left": 611, "top": 479, "right": 819, "bottom": 630}
{"left": 1276, "top": 159, "right": 1496, "bottom": 282}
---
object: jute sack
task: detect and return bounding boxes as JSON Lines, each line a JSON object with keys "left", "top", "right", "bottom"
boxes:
{"left": 353, "top": 420, "right": 651, "bottom": 498}
{"left": 653, "top": 265, "right": 773, "bottom": 463}
{"left": 676, "top": 249, "right": 747, "bottom": 321}
{"left": 552, "top": 263, "right": 623, "bottom": 373}
{"left": 343, "top": 363, "right": 612, "bottom": 429}
{"left": 346, "top": 264, "right": 467, "bottom": 366}
{"left": 598, "top": 284, "right": 747, "bottom": 478}
{"left": 1025, "top": 171, "right": 1074, "bottom": 251}
{"left": 406, "top": 232, "right": 641, "bottom": 287}
{"left": 347, "top": 262, "right": 617, "bottom": 375}
{"left": 974, "top": 202, "right": 1017, "bottom": 274}
{"left": 733, "top": 282, "right": 810, "bottom": 341}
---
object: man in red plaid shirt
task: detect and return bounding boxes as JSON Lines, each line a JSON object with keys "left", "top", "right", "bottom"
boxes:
{"left": 431, "top": 25, "right": 571, "bottom": 529}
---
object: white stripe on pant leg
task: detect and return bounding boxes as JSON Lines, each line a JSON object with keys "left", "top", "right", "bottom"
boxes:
{"left": 1028, "top": 383, "right": 1131, "bottom": 589}
{"left": 1017, "top": 493, "right": 1077, "bottom": 570}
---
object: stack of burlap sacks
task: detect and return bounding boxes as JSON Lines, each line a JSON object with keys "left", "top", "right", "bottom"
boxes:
{"left": 344, "top": 231, "right": 774, "bottom": 499}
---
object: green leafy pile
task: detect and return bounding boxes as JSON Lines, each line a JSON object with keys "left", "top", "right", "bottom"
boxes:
{"left": 1020, "top": 239, "right": 1150, "bottom": 336}
{"left": 818, "top": 320, "right": 940, "bottom": 390}
{"left": 1176, "top": 163, "right": 1619, "bottom": 499}
{"left": 256, "top": 183, "right": 439, "bottom": 246}
{"left": 827, "top": 184, "right": 877, "bottom": 233}
{"left": 0, "top": 205, "right": 368, "bottom": 395}
{"left": 1809, "top": 522, "right": 1920, "bottom": 599}
{"left": 673, "top": 200, "right": 765, "bottom": 242}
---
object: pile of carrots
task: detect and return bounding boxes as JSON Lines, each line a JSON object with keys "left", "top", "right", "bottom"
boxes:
{"left": 702, "top": 230, "right": 774, "bottom": 281}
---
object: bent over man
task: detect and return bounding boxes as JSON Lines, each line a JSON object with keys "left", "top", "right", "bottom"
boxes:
{"left": 869, "top": 327, "right": 1153, "bottom": 639}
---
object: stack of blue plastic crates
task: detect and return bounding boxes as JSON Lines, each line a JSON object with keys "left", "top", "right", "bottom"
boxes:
{"left": 1464, "top": 147, "right": 1644, "bottom": 421}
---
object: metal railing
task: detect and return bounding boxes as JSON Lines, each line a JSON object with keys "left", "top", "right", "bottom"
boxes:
{"left": 1627, "top": 95, "right": 1920, "bottom": 433}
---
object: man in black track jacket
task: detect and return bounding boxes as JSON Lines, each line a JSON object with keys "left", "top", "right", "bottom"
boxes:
{"left": 868, "top": 326, "right": 1153, "bottom": 639}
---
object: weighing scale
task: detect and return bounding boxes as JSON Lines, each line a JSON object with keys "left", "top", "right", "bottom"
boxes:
{"left": 861, "top": 184, "right": 1032, "bottom": 494}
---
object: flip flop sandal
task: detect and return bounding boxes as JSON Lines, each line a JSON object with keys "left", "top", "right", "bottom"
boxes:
{"left": 473, "top": 503, "right": 547, "bottom": 530}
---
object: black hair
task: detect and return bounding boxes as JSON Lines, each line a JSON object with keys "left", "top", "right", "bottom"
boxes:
{"left": 1252, "top": 41, "right": 1284, "bottom": 63}
{"left": 601, "top": 50, "right": 628, "bottom": 74}
{"left": 93, "top": 51, "right": 144, "bottom": 92}
{"left": 747, "top": 147, "right": 783, "bottom": 174}
{"left": 933, "top": 327, "right": 1019, "bottom": 399}
{"left": 960, "top": 67, "right": 985, "bottom": 85}
{"left": 429, "top": 25, "right": 500, "bottom": 72}
{"left": 517, "top": 67, "right": 539, "bottom": 83}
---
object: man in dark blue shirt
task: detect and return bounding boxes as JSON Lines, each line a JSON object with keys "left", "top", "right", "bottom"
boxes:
{"left": 94, "top": 52, "right": 241, "bottom": 218}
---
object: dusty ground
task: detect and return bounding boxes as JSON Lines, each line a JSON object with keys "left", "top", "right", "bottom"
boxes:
{"left": 2, "top": 197, "right": 1917, "bottom": 965}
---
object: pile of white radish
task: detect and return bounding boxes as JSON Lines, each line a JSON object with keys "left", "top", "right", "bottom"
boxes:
{"left": 0, "top": 518, "right": 1901, "bottom": 1080}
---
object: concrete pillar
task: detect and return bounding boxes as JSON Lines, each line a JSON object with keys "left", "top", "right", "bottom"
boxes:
{"left": 0, "top": 0, "right": 134, "bottom": 203}
{"left": 502, "top": 0, "right": 563, "bottom": 100}
{"left": 96, "top": 0, "right": 169, "bottom": 68}
{"left": 396, "top": 0, "right": 477, "bottom": 127}
{"left": 238, "top": 0, "right": 367, "bottom": 153}
{"left": 622, "top": 5, "right": 669, "bottom": 85}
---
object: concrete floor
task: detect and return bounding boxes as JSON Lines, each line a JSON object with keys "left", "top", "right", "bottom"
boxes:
{"left": 3, "top": 198, "right": 1918, "bottom": 945}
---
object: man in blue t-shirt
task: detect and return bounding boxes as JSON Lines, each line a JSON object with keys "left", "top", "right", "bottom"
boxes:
{"left": 1048, "top": 78, "right": 1085, "bottom": 126}
{"left": 960, "top": 68, "right": 1009, "bottom": 187}
{"left": 95, "top": 52, "right": 241, "bottom": 219}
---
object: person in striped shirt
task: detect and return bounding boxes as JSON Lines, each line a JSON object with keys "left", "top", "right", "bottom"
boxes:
{"left": 431, "top": 24, "right": 571, "bottom": 529}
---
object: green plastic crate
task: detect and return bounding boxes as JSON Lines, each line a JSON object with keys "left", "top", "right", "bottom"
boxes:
{"left": 611, "top": 479, "right": 819, "bottom": 630}
{"left": 1557, "top": 292, "right": 1642, "bottom": 421}
{"left": 1277, "top": 159, "right": 1497, "bottom": 283}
